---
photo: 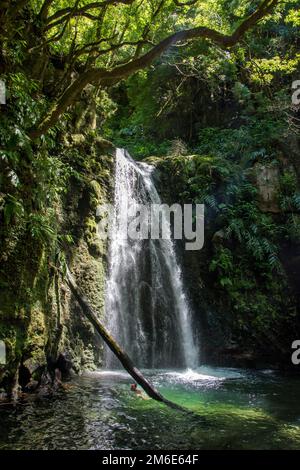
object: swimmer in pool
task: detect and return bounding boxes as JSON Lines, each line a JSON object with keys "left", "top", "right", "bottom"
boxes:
{"left": 130, "top": 383, "right": 149, "bottom": 399}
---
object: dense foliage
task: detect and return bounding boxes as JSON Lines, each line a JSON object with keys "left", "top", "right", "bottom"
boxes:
{"left": 97, "top": 1, "right": 300, "bottom": 355}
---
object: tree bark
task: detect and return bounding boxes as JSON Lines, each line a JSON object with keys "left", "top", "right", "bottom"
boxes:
{"left": 65, "top": 269, "right": 188, "bottom": 412}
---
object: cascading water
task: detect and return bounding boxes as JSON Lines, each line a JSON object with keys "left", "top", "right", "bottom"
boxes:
{"left": 104, "top": 148, "right": 198, "bottom": 369}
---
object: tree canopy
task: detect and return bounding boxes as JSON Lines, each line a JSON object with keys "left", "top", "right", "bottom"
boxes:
{"left": 0, "top": 0, "right": 284, "bottom": 138}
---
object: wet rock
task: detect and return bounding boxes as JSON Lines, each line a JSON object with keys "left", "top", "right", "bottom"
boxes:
{"left": 37, "top": 371, "right": 53, "bottom": 398}
{"left": 56, "top": 353, "right": 73, "bottom": 375}
{"left": 18, "top": 364, "right": 31, "bottom": 390}
{"left": 23, "top": 358, "right": 44, "bottom": 376}
{"left": 53, "top": 368, "right": 63, "bottom": 391}
{"left": 0, "top": 388, "right": 7, "bottom": 400}
{"left": 212, "top": 229, "right": 226, "bottom": 244}
{"left": 24, "top": 379, "right": 39, "bottom": 392}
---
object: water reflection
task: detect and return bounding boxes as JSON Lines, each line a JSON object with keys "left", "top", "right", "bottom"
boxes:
{"left": 0, "top": 367, "right": 300, "bottom": 450}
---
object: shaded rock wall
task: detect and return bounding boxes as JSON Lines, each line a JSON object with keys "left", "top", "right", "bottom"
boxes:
{"left": 148, "top": 146, "right": 300, "bottom": 369}
{"left": 0, "top": 135, "right": 115, "bottom": 397}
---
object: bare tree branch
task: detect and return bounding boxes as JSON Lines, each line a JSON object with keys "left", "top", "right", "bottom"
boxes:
{"left": 43, "top": 0, "right": 81, "bottom": 44}
{"left": 134, "top": 0, "right": 166, "bottom": 58}
{"left": 74, "top": 39, "right": 154, "bottom": 59}
{"left": 45, "top": 11, "right": 104, "bottom": 31}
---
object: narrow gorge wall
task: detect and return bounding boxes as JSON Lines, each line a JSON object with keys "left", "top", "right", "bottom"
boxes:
{"left": 0, "top": 135, "right": 114, "bottom": 397}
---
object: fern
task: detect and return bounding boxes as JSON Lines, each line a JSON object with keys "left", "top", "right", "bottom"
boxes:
{"left": 27, "top": 213, "right": 56, "bottom": 243}
{"left": 203, "top": 194, "right": 218, "bottom": 211}
{"left": 293, "top": 193, "right": 300, "bottom": 211}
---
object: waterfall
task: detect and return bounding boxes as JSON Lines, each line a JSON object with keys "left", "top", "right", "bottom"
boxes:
{"left": 104, "top": 148, "right": 198, "bottom": 369}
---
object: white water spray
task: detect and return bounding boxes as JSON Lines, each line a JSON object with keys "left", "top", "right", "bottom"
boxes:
{"left": 104, "top": 149, "right": 198, "bottom": 369}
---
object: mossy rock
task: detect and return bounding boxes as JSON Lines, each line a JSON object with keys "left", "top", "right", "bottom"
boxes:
{"left": 88, "top": 179, "right": 106, "bottom": 209}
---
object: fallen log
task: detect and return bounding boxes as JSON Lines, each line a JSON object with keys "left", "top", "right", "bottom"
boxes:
{"left": 65, "top": 269, "right": 189, "bottom": 412}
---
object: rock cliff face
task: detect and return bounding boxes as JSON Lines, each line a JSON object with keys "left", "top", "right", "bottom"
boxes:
{"left": 148, "top": 146, "right": 300, "bottom": 369}
{"left": 0, "top": 135, "right": 115, "bottom": 397}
